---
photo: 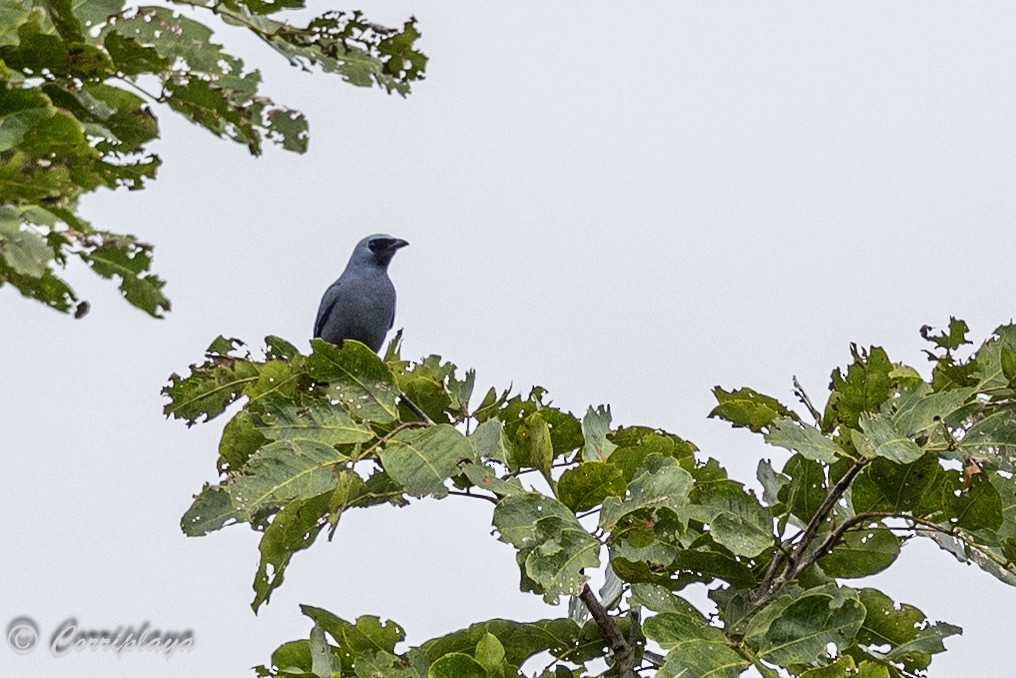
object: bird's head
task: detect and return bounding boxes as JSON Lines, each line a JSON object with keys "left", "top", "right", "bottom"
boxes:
{"left": 352, "top": 234, "right": 409, "bottom": 269}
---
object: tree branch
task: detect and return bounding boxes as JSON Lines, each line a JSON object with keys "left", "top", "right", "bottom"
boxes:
{"left": 751, "top": 458, "right": 867, "bottom": 606}
{"left": 579, "top": 584, "right": 636, "bottom": 677}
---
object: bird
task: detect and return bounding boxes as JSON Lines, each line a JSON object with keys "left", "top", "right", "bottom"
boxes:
{"left": 313, "top": 234, "right": 409, "bottom": 352}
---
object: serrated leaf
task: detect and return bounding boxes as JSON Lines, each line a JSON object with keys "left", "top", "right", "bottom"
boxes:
{"left": 921, "top": 317, "right": 971, "bottom": 351}
{"left": 163, "top": 354, "right": 261, "bottom": 425}
{"left": 378, "top": 425, "right": 474, "bottom": 498}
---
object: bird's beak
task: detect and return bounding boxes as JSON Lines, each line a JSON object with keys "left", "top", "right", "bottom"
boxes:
{"left": 392, "top": 239, "right": 409, "bottom": 249}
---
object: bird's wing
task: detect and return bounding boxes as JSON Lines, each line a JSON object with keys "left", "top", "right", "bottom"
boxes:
{"left": 314, "top": 282, "right": 342, "bottom": 338}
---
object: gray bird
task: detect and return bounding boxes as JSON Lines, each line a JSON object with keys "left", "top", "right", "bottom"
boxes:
{"left": 314, "top": 234, "right": 409, "bottom": 352}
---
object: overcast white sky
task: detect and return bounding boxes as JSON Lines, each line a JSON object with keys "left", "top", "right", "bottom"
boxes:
{"left": 4, "top": 2, "right": 1016, "bottom": 676}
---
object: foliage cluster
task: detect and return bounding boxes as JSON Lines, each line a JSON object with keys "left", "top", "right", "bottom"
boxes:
{"left": 164, "top": 318, "right": 1016, "bottom": 677}
{"left": 0, "top": 0, "right": 425, "bottom": 315}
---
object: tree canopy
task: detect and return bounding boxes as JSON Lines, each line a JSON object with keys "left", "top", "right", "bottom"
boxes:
{"left": 164, "top": 318, "right": 1016, "bottom": 677}
{"left": 0, "top": 0, "right": 425, "bottom": 316}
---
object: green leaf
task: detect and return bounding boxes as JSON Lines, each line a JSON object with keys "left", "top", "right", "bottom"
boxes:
{"left": 510, "top": 411, "right": 554, "bottom": 473}
{"left": 953, "top": 473, "right": 1003, "bottom": 531}
{"left": 640, "top": 596, "right": 748, "bottom": 678}
{"left": 778, "top": 454, "right": 827, "bottom": 526}
{"left": 600, "top": 456, "right": 693, "bottom": 529}
{"left": 757, "top": 459, "right": 789, "bottom": 507}
{"left": 818, "top": 525, "right": 900, "bottom": 578}
{"left": 460, "top": 462, "right": 524, "bottom": 497}
{"left": 0, "top": 211, "right": 51, "bottom": 276}
{"left": 959, "top": 409, "right": 1016, "bottom": 471}
{"left": 686, "top": 479, "right": 774, "bottom": 557}
{"left": 473, "top": 633, "right": 506, "bottom": 677}
{"left": 710, "top": 386, "right": 797, "bottom": 432}
{"left": 823, "top": 345, "right": 893, "bottom": 432}
{"left": 851, "top": 455, "right": 940, "bottom": 514}
{"left": 428, "top": 653, "right": 485, "bottom": 678}
{"left": 745, "top": 584, "right": 865, "bottom": 665}
{"left": 300, "top": 606, "right": 405, "bottom": 673}
{"left": 581, "top": 404, "right": 618, "bottom": 461}
{"left": 256, "top": 397, "right": 375, "bottom": 446}
{"left": 419, "top": 618, "right": 583, "bottom": 667}
{"left": 854, "top": 413, "right": 924, "bottom": 464}
{"left": 887, "top": 383, "right": 974, "bottom": 437}
{"left": 378, "top": 425, "right": 474, "bottom": 498}
{"left": 765, "top": 418, "right": 842, "bottom": 463}
{"left": 493, "top": 494, "right": 600, "bottom": 603}
{"left": 799, "top": 656, "right": 857, "bottom": 678}
{"left": 557, "top": 462, "right": 626, "bottom": 512}
{"left": 163, "top": 351, "right": 261, "bottom": 425}
{"left": 307, "top": 338, "right": 400, "bottom": 423}
{"left": 218, "top": 409, "right": 268, "bottom": 472}
{"left": 180, "top": 484, "right": 240, "bottom": 536}
{"left": 227, "top": 439, "right": 348, "bottom": 518}
{"left": 470, "top": 419, "right": 510, "bottom": 463}
{"left": 856, "top": 588, "right": 960, "bottom": 673}
{"left": 921, "top": 317, "right": 971, "bottom": 351}
{"left": 252, "top": 491, "right": 330, "bottom": 610}
{"left": 309, "top": 624, "right": 340, "bottom": 678}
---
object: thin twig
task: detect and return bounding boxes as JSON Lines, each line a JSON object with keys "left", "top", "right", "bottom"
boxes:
{"left": 792, "top": 376, "right": 822, "bottom": 425}
{"left": 447, "top": 489, "right": 498, "bottom": 505}
{"left": 399, "top": 394, "right": 434, "bottom": 424}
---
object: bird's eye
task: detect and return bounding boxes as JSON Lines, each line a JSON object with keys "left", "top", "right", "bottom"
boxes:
{"left": 369, "top": 238, "right": 393, "bottom": 251}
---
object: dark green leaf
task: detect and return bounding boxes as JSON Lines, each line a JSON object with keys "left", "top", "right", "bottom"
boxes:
{"left": 823, "top": 345, "right": 893, "bottom": 432}
{"left": 557, "top": 462, "right": 626, "bottom": 512}
{"left": 818, "top": 525, "right": 900, "bottom": 578}
{"left": 710, "top": 386, "right": 797, "bottom": 432}
{"left": 851, "top": 455, "right": 940, "bottom": 514}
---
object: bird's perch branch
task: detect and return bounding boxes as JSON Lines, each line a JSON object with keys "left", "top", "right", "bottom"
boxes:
{"left": 579, "top": 584, "right": 636, "bottom": 677}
